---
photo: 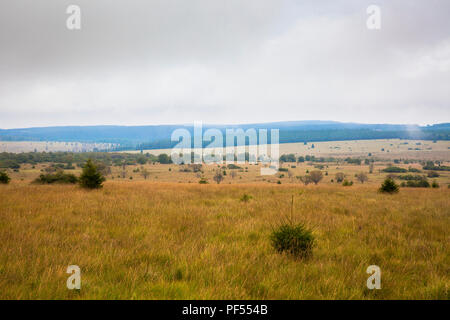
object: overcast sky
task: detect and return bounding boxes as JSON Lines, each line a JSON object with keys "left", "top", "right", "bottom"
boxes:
{"left": 0, "top": 0, "right": 449, "bottom": 129}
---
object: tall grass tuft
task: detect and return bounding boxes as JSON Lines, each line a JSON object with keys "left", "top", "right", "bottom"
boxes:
{"left": 271, "top": 223, "right": 314, "bottom": 259}
{"left": 240, "top": 194, "right": 253, "bottom": 202}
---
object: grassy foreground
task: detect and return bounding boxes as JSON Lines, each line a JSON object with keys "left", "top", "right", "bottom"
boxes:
{"left": 0, "top": 182, "right": 448, "bottom": 299}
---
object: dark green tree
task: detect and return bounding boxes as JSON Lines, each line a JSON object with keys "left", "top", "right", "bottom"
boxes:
{"left": 157, "top": 153, "right": 172, "bottom": 164}
{"left": 379, "top": 177, "right": 399, "bottom": 194}
{"left": 79, "top": 159, "right": 105, "bottom": 189}
{"left": 0, "top": 171, "right": 11, "bottom": 184}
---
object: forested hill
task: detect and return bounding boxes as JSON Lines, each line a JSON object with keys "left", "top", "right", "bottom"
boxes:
{"left": 0, "top": 121, "right": 449, "bottom": 151}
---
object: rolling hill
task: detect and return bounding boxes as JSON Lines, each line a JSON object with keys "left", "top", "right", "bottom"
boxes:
{"left": 0, "top": 121, "right": 449, "bottom": 151}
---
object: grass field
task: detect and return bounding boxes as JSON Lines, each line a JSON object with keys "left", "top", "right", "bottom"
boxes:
{"left": 0, "top": 181, "right": 449, "bottom": 299}
{"left": 123, "top": 139, "right": 450, "bottom": 161}
{"left": 8, "top": 160, "right": 450, "bottom": 187}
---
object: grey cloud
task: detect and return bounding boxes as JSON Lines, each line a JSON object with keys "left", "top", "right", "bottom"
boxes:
{"left": 0, "top": 0, "right": 449, "bottom": 128}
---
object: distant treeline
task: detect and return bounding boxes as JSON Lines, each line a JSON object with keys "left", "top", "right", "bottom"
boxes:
{"left": 0, "top": 152, "right": 158, "bottom": 169}
{"left": 136, "top": 128, "right": 450, "bottom": 151}
{"left": 1, "top": 122, "right": 449, "bottom": 151}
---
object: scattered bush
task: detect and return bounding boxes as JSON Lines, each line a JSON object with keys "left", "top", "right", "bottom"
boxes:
{"left": 422, "top": 161, "right": 450, "bottom": 171}
{"left": 346, "top": 158, "right": 362, "bottom": 165}
{"left": 157, "top": 153, "right": 172, "bottom": 164}
{"left": 382, "top": 166, "right": 407, "bottom": 173}
{"left": 379, "top": 178, "right": 399, "bottom": 194}
{"left": 297, "top": 175, "right": 312, "bottom": 185}
{"left": 342, "top": 180, "right": 353, "bottom": 186}
{"left": 198, "top": 178, "right": 208, "bottom": 184}
{"left": 0, "top": 160, "right": 20, "bottom": 169}
{"left": 240, "top": 194, "right": 253, "bottom": 202}
{"left": 309, "top": 171, "right": 323, "bottom": 185}
{"left": 355, "top": 172, "right": 368, "bottom": 184}
{"left": 396, "top": 174, "right": 426, "bottom": 181}
{"left": 270, "top": 223, "right": 314, "bottom": 259}
{"left": 33, "top": 171, "right": 78, "bottom": 184}
{"left": 0, "top": 171, "right": 11, "bottom": 184}
{"left": 213, "top": 170, "right": 224, "bottom": 184}
{"left": 404, "top": 179, "right": 430, "bottom": 188}
{"left": 279, "top": 154, "right": 297, "bottom": 163}
{"left": 432, "top": 180, "right": 439, "bottom": 188}
{"left": 226, "top": 164, "right": 242, "bottom": 170}
{"left": 335, "top": 172, "right": 345, "bottom": 183}
{"left": 427, "top": 171, "right": 440, "bottom": 178}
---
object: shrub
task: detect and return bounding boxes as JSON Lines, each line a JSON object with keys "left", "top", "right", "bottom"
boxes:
{"left": 279, "top": 154, "right": 297, "bottom": 163}
{"left": 422, "top": 161, "right": 450, "bottom": 171}
{"left": 346, "top": 158, "right": 362, "bottom": 165}
{"left": 79, "top": 159, "right": 105, "bottom": 189}
{"left": 0, "top": 160, "right": 20, "bottom": 169}
{"left": 157, "top": 153, "right": 172, "bottom": 164}
{"left": 427, "top": 171, "right": 440, "bottom": 178}
{"left": 33, "top": 171, "right": 78, "bottom": 184}
{"left": 342, "top": 180, "right": 353, "bottom": 186}
{"left": 379, "top": 178, "right": 399, "bottom": 194}
{"left": 297, "top": 175, "right": 312, "bottom": 185}
{"left": 397, "top": 174, "right": 426, "bottom": 181}
{"left": 198, "top": 178, "right": 208, "bottom": 184}
{"left": 271, "top": 223, "right": 314, "bottom": 258}
{"left": 213, "top": 170, "right": 224, "bottom": 184}
{"left": 382, "top": 166, "right": 407, "bottom": 173}
{"left": 432, "top": 180, "right": 439, "bottom": 188}
{"left": 226, "top": 164, "right": 242, "bottom": 170}
{"left": 278, "top": 168, "right": 288, "bottom": 172}
{"left": 335, "top": 172, "right": 345, "bottom": 183}
{"left": 0, "top": 171, "right": 11, "bottom": 184}
{"left": 408, "top": 167, "right": 421, "bottom": 173}
{"left": 405, "top": 179, "right": 430, "bottom": 188}
{"left": 356, "top": 172, "right": 368, "bottom": 184}
{"left": 309, "top": 170, "right": 323, "bottom": 185}
{"left": 240, "top": 194, "right": 253, "bottom": 202}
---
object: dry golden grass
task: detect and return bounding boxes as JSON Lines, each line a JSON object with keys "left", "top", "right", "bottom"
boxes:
{"left": 0, "top": 181, "right": 448, "bottom": 299}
